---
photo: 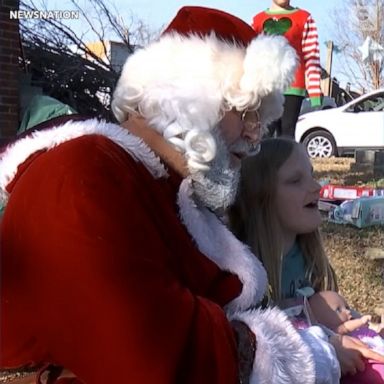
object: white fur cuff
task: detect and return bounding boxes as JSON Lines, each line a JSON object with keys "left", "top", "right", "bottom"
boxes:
{"left": 230, "top": 307, "right": 316, "bottom": 384}
{"left": 298, "top": 326, "right": 341, "bottom": 384}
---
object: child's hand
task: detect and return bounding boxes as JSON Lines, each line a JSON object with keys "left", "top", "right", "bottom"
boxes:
{"left": 330, "top": 334, "right": 384, "bottom": 376}
{"left": 360, "top": 314, "right": 372, "bottom": 325}
{"left": 338, "top": 315, "right": 372, "bottom": 333}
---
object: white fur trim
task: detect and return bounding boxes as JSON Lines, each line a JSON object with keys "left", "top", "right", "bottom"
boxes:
{"left": 241, "top": 35, "right": 298, "bottom": 128}
{"left": 241, "top": 34, "right": 298, "bottom": 98}
{"left": 177, "top": 178, "right": 268, "bottom": 311}
{"left": 230, "top": 307, "right": 316, "bottom": 384}
{"left": 0, "top": 119, "right": 167, "bottom": 206}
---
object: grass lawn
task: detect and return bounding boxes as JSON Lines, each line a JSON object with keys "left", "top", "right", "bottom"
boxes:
{"left": 313, "top": 157, "right": 384, "bottom": 317}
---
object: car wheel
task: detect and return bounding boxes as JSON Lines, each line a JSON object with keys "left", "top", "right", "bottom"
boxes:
{"left": 302, "top": 130, "right": 337, "bottom": 158}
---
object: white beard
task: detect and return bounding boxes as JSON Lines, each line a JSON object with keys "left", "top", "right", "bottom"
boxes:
{"left": 190, "top": 129, "right": 240, "bottom": 213}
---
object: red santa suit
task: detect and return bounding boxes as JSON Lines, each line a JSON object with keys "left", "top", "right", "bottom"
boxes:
{"left": 0, "top": 119, "right": 239, "bottom": 380}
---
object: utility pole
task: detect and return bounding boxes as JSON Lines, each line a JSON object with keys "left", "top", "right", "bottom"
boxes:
{"left": 324, "top": 40, "right": 334, "bottom": 97}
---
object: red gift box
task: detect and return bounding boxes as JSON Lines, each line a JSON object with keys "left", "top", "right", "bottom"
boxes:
{"left": 320, "top": 184, "right": 379, "bottom": 201}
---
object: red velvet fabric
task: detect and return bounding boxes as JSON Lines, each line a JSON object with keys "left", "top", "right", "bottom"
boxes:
{"left": 163, "top": 6, "right": 256, "bottom": 46}
{"left": 1, "top": 134, "right": 243, "bottom": 383}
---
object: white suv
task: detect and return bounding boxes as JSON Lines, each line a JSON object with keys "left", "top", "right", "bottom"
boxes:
{"left": 295, "top": 89, "right": 384, "bottom": 158}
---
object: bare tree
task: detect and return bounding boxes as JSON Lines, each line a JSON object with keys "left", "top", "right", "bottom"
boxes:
{"left": 330, "top": 0, "right": 384, "bottom": 91}
{"left": 19, "top": 0, "right": 161, "bottom": 120}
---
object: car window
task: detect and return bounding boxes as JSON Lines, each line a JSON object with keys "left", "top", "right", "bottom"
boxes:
{"left": 373, "top": 98, "right": 384, "bottom": 111}
{"left": 352, "top": 93, "right": 384, "bottom": 112}
{"left": 300, "top": 96, "right": 336, "bottom": 115}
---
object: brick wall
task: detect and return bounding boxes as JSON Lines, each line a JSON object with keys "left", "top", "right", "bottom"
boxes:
{"left": 0, "top": 0, "right": 20, "bottom": 144}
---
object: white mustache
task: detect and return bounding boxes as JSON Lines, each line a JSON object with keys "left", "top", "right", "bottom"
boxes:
{"left": 229, "top": 139, "right": 255, "bottom": 155}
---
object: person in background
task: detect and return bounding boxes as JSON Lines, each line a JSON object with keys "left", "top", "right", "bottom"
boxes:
{"left": 229, "top": 137, "right": 384, "bottom": 380}
{"left": 0, "top": 6, "right": 342, "bottom": 384}
{"left": 252, "top": 0, "right": 323, "bottom": 138}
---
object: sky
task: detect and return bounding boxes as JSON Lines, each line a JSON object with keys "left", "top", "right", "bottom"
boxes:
{"left": 43, "top": 0, "right": 348, "bottom": 84}
{"left": 118, "top": 0, "right": 335, "bottom": 35}
{"left": 108, "top": 0, "right": 339, "bottom": 64}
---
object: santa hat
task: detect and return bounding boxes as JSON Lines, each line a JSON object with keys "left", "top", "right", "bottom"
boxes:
{"left": 162, "top": 6, "right": 256, "bottom": 46}
{"left": 112, "top": 6, "right": 297, "bottom": 132}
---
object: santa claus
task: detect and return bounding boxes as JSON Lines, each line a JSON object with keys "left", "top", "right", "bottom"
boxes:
{"left": 0, "top": 6, "right": 340, "bottom": 384}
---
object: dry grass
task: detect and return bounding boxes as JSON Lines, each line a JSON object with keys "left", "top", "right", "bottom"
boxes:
{"left": 313, "top": 157, "right": 384, "bottom": 316}
{"left": 313, "top": 157, "right": 384, "bottom": 187}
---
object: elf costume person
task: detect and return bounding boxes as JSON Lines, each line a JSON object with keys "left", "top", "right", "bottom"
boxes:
{"left": 1, "top": 6, "right": 340, "bottom": 384}
{"left": 252, "top": 0, "right": 323, "bottom": 138}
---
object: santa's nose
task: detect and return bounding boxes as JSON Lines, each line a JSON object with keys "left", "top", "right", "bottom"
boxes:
{"left": 242, "top": 124, "right": 261, "bottom": 144}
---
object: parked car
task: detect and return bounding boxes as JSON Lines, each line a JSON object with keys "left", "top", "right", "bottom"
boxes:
{"left": 295, "top": 89, "right": 384, "bottom": 158}
{"left": 300, "top": 96, "right": 337, "bottom": 115}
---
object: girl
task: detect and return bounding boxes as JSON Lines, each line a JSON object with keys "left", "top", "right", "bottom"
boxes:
{"left": 229, "top": 137, "right": 337, "bottom": 303}
{"left": 229, "top": 137, "right": 384, "bottom": 381}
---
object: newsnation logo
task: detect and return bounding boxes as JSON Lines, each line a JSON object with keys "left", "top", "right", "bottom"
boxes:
{"left": 9, "top": 10, "right": 79, "bottom": 19}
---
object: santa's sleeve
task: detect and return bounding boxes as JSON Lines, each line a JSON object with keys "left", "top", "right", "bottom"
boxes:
{"left": 230, "top": 307, "right": 341, "bottom": 384}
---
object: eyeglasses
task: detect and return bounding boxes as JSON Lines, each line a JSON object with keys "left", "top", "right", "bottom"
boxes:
{"left": 238, "top": 108, "right": 262, "bottom": 155}
{"left": 240, "top": 109, "right": 262, "bottom": 133}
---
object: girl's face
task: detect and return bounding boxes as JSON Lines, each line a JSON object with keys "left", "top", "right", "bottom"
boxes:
{"left": 275, "top": 145, "right": 321, "bottom": 240}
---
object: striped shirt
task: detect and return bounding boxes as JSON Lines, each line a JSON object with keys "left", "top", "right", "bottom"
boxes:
{"left": 302, "top": 15, "right": 322, "bottom": 102}
{"left": 252, "top": 8, "right": 322, "bottom": 106}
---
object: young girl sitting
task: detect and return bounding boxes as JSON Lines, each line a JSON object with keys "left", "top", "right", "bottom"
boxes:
{"left": 229, "top": 137, "right": 384, "bottom": 382}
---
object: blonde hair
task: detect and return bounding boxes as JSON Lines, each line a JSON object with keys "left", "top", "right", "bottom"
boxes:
{"left": 229, "top": 138, "right": 337, "bottom": 302}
